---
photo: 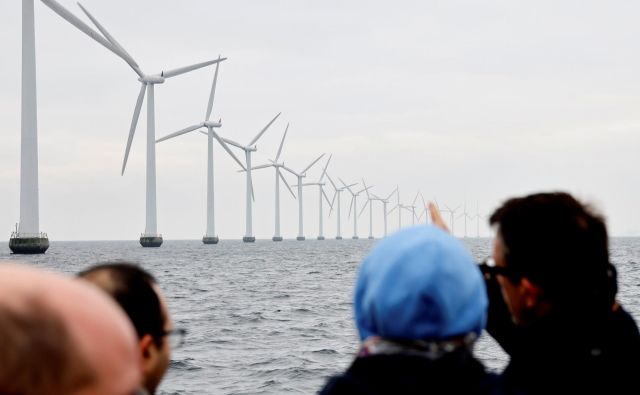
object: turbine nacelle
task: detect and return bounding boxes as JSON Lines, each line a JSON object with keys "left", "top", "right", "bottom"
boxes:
{"left": 138, "top": 75, "right": 165, "bottom": 84}
{"left": 204, "top": 120, "right": 222, "bottom": 128}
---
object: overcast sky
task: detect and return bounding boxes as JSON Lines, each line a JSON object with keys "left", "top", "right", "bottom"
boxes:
{"left": 1, "top": 0, "right": 639, "bottom": 241}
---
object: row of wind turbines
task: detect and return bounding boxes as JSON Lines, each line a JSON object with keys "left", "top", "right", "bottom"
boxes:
{"left": 10, "top": 0, "right": 485, "bottom": 253}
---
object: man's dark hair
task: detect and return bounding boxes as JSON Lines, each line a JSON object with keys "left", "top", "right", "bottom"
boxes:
{"left": 489, "top": 192, "right": 616, "bottom": 314}
{"left": 78, "top": 262, "right": 165, "bottom": 346}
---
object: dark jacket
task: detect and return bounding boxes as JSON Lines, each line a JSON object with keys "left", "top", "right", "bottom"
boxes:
{"left": 318, "top": 347, "right": 501, "bottom": 395}
{"left": 484, "top": 271, "right": 640, "bottom": 394}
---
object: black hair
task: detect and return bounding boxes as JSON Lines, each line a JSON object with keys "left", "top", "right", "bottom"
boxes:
{"left": 489, "top": 192, "right": 616, "bottom": 314}
{"left": 78, "top": 262, "right": 166, "bottom": 346}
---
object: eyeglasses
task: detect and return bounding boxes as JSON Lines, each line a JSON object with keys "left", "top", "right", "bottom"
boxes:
{"left": 479, "top": 257, "right": 521, "bottom": 282}
{"left": 162, "top": 328, "right": 187, "bottom": 349}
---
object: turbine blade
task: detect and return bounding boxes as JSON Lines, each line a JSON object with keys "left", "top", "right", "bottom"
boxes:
{"left": 358, "top": 200, "right": 369, "bottom": 218}
{"left": 249, "top": 112, "right": 281, "bottom": 146}
{"left": 161, "top": 57, "right": 226, "bottom": 79}
{"left": 251, "top": 163, "right": 272, "bottom": 171}
{"left": 121, "top": 83, "right": 146, "bottom": 175}
{"left": 275, "top": 123, "right": 289, "bottom": 162}
{"left": 210, "top": 130, "right": 245, "bottom": 170}
{"left": 326, "top": 173, "right": 338, "bottom": 190}
{"left": 388, "top": 205, "right": 398, "bottom": 215}
{"left": 319, "top": 154, "right": 332, "bottom": 182}
{"left": 386, "top": 187, "right": 398, "bottom": 201}
{"left": 156, "top": 123, "right": 203, "bottom": 143}
{"left": 322, "top": 188, "right": 332, "bottom": 208}
{"left": 220, "top": 137, "right": 245, "bottom": 150}
{"left": 302, "top": 153, "right": 325, "bottom": 175}
{"left": 413, "top": 192, "right": 420, "bottom": 205}
{"left": 76, "top": 2, "right": 142, "bottom": 77}
{"left": 347, "top": 196, "right": 355, "bottom": 219}
{"left": 251, "top": 177, "right": 255, "bottom": 202}
{"left": 282, "top": 166, "right": 300, "bottom": 177}
{"left": 279, "top": 169, "right": 296, "bottom": 199}
{"left": 41, "top": 0, "right": 138, "bottom": 74}
{"left": 328, "top": 191, "right": 337, "bottom": 216}
{"left": 205, "top": 56, "right": 221, "bottom": 121}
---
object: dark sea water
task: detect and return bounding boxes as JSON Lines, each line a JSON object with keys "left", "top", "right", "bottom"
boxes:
{"left": 1, "top": 237, "right": 639, "bottom": 394}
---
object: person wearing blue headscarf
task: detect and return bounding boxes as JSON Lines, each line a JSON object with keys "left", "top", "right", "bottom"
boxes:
{"left": 318, "top": 225, "right": 501, "bottom": 395}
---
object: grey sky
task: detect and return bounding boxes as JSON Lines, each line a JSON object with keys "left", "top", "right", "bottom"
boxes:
{"left": 1, "top": 0, "right": 639, "bottom": 240}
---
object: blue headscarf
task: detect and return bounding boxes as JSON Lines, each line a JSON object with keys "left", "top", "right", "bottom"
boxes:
{"left": 354, "top": 225, "right": 487, "bottom": 341}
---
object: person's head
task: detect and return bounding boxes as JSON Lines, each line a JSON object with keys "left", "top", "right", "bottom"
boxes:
{"left": 0, "top": 262, "right": 141, "bottom": 395}
{"left": 489, "top": 191, "right": 615, "bottom": 326}
{"left": 78, "top": 262, "right": 172, "bottom": 394}
{"left": 354, "top": 225, "right": 488, "bottom": 342}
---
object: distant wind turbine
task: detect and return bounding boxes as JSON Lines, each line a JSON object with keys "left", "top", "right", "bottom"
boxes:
{"left": 245, "top": 123, "right": 296, "bottom": 241}
{"left": 342, "top": 179, "right": 372, "bottom": 239}
{"left": 223, "top": 113, "right": 281, "bottom": 242}
{"left": 283, "top": 154, "right": 326, "bottom": 241}
{"left": 358, "top": 179, "right": 377, "bottom": 239}
{"left": 156, "top": 59, "right": 245, "bottom": 244}
{"left": 326, "top": 174, "right": 356, "bottom": 240}
{"left": 370, "top": 187, "right": 397, "bottom": 237}
{"left": 41, "top": 0, "right": 226, "bottom": 247}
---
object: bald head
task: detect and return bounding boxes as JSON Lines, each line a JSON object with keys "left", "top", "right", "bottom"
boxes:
{"left": 0, "top": 263, "right": 141, "bottom": 395}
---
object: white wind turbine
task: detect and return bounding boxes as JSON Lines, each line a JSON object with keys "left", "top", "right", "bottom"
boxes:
{"left": 388, "top": 187, "right": 410, "bottom": 230}
{"left": 409, "top": 192, "right": 421, "bottom": 226}
{"left": 457, "top": 202, "right": 473, "bottom": 238}
{"left": 370, "top": 187, "right": 397, "bottom": 237}
{"left": 223, "top": 113, "right": 282, "bottom": 242}
{"left": 283, "top": 154, "right": 326, "bottom": 241}
{"left": 326, "top": 173, "right": 356, "bottom": 240}
{"left": 245, "top": 124, "right": 296, "bottom": 241}
{"left": 42, "top": 0, "right": 226, "bottom": 247}
{"left": 342, "top": 179, "right": 372, "bottom": 240}
{"left": 10, "top": 0, "right": 49, "bottom": 254}
{"left": 358, "top": 179, "right": 377, "bottom": 239}
{"left": 298, "top": 155, "right": 333, "bottom": 240}
{"left": 442, "top": 203, "right": 461, "bottom": 236}
{"left": 156, "top": 59, "right": 245, "bottom": 244}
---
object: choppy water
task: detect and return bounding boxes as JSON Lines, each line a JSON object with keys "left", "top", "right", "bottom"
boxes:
{"left": 1, "top": 237, "right": 639, "bottom": 394}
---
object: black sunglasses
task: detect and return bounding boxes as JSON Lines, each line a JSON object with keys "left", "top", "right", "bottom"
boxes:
{"left": 479, "top": 257, "right": 521, "bottom": 282}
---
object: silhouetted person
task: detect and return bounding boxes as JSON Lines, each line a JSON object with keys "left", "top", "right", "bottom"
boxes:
{"left": 319, "top": 226, "right": 501, "bottom": 395}
{"left": 0, "top": 263, "right": 142, "bottom": 395}
{"left": 431, "top": 192, "right": 640, "bottom": 394}
{"left": 79, "top": 262, "right": 179, "bottom": 395}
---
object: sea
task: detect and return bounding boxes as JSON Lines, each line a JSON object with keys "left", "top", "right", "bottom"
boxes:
{"left": 1, "top": 237, "right": 639, "bottom": 394}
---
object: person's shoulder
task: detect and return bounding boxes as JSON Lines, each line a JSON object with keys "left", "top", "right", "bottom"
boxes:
{"left": 317, "top": 372, "right": 375, "bottom": 395}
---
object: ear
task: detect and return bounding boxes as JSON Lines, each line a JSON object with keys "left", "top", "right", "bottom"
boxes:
{"left": 520, "top": 277, "right": 545, "bottom": 309}
{"left": 139, "top": 334, "right": 159, "bottom": 374}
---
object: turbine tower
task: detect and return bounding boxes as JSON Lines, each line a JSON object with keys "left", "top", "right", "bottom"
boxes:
{"left": 342, "top": 179, "right": 371, "bottom": 240}
{"left": 442, "top": 203, "right": 461, "bottom": 236}
{"left": 42, "top": 0, "right": 226, "bottom": 247}
{"left": 245, "top": 124, "right": 296, "bottom": 241}
{"left": 308, "top": 155, "right": 333, "bottom": 240}
{"left": 326, "top": 174, "right": 355, "bottom": 240}
{"left": 10, "top": 0, "right": 49, "bottom": 254}
{"left": 156, "top": 59, "right": 245, "bottom": 244}
{"left": 223, "top": 113, "right": 281, "bottom": 242}
{"left": 370, "top": 187, "right": 397, "bottom": 237}
{"left": 283, "top": 154, "right": 326, "bottom": 241}
{"left": 358, "top": 179, "right": 377, "bottom": 239}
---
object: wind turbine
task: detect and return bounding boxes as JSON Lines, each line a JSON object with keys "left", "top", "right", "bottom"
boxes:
{"left": 303, "top": 155, "right": 333, "bottom": 240}
{"left": 409, "top": 192, "right": 421, "bottom": 226}
{"left": 10, "top": 0, "right": 49, "bottom": 254}
{"left": 326, "top": 173, "right": 355, "bottom": 240}
{"left": 457, "top": 202, "right": 473, "bottom": 238}
{"left": 41, "top": 0, "right": 226, "bottom": 247}
{"left": 244, "top": 124, "right": 296, "bottom": 241}
{"left": 223, "top": 113, "right": 281, "bottom": 242}
{"left": 156, "top": 59, "right": 245, "bottom": 244}
{"left": 283, "top": 154, "right": 326, "bottom": 241}
{"left": 358, "top": 179, "right": 377, "bottom": 239}
{"left": 342, "top": 179, "right": 371, "bottom": 240}
{"left": 370, "top": 187, "right": 397, "bottom": 237}
{"left": 442, "top": 203, "right": 461, "bottom": 236}
{"left": 388, "top": 187, "right": 408, "bottom": 230}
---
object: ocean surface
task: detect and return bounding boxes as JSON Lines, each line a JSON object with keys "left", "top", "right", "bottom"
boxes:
{"left": 1, "top": 237, "right": 639, "bottom": 394}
